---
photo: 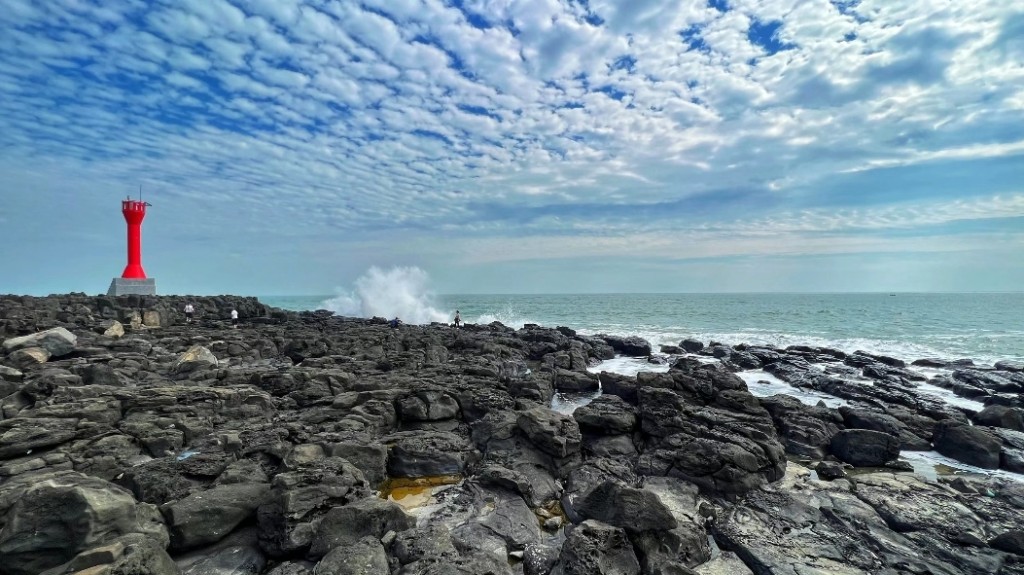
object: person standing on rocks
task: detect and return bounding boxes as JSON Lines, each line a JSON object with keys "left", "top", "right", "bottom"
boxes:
{"left": 184, "top": 303, "right": 195, "bottom": 324}
{"left": 230, "top": 308, "right": 238, "bottom": 328}
{"left": 454, "top": 310, "right": 461, "bottom": 328}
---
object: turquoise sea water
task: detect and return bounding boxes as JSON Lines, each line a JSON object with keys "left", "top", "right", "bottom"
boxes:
{"left": 261, "top": 293, "right": 1024, "bottom": 365}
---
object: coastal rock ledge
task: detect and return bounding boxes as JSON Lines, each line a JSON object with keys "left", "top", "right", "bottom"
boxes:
{"left": 0, "top": 294, "right": 1021, "bottom": 575}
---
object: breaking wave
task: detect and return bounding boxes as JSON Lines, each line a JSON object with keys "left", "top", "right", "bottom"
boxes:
{"left": 320, "top": 266, "right": 450, "bottom": 325}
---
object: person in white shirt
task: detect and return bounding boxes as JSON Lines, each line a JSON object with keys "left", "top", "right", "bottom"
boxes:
{"left": 184, "top": 303, "right": 195, "bottom": 323}
{"left": 230, "top": 308, "right": 238, "bottom": 328}
{"left": 454, "top": 310, "right": 461, "bottom": 328}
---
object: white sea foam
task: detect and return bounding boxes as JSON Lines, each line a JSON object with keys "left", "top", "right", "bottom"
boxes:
{"left": 914, "top": 381, "right": 986, "bottom": 412}
{"left": 320, "top": 266, "right": 450, "bottom": 325}
{"left": 689, "top": 331, "right": 949, "bottom": 364}
{"left": 588, "top": 356, "right": 672, "bottom": 377}
{"left": 574, "top": 327, "right": 988, "bottom": 367}
{"left": 551, "top": 389, "right": 602, "bottom": 415}
{"left": 737, "top": 370, "right": 849, "bottom": 408}
{"left": 472, "top": 301, "right": 536, "bottom": 328}
{"left": 901, "top": 451, "right": 1024, "bottom": 483}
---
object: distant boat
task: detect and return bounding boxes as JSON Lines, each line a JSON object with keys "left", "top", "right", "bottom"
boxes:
{"left": 889, "top": 294, "right": 896, "bottom": 296}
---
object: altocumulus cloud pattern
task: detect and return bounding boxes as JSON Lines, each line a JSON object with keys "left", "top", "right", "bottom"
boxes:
{"left": 1, "top": 0, "right": 1023, "bottom": 293}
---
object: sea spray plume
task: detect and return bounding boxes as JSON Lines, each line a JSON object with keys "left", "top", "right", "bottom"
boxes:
{"left": 474, "top": 300, "right": 533, "bottom": 328}
{"left": 320, "top": 266, "right": 449, "bottom": 325}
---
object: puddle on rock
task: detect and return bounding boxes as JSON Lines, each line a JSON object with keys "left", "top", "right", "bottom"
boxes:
{"left": 380, "top": 475, "right": 462, "bottom": 510}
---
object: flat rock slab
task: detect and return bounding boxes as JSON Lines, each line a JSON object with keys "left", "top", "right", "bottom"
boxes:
{"left": 386, "top": 431, "right": 476, "bottom": 478}
{"left": 163, "top": 482, "right": 272, "bottom": 551}
{"left": 517, "top": 407, "right": 582, "bottom": 458}
{"left": 0, "top": 416, "right": 80, "bottom": 459}
{"left": 3, "top": 327, "right": 77, "bottom": 357}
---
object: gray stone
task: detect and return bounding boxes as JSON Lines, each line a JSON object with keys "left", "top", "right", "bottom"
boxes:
{"left": 933, "top": 420, "right": 1001, "bottom": 469}
{"left": 107, "top": 277, "right": 157, "bottom": 296}
{"left": 573, "top": 481, "right": 677, "bottom": 532}
{"left": 525, "top": 542, "right": 562, "bottom": 575}
{"left": 174, "top": 527, "right": 266, "bottom": 575}
{"left": 308, "top": 497, "right": 414, "bottom": 558}
{"left": 573, "top": 395, "right": 637, "bottom": 435}
{"left": 518, "top": 407, "right": 582, "bottom": 458}
{"left": 97, "top": 319, "right": 126, "bottom": 338}
{"left": 602, "top": 335, "right": 652, "bottom": 357}
{"left": 760, "top": 395, "right": 842, "bottom": 458}
{"left": 637, "top": 386, "right": 786, "bottom": 496}
{"left": 975, "top": 405, "right": 1024, "bottom": 432}
{"left": 181, "top": 545, "right": 265, "bottom": 575}
{"left": 257, "top": 458, "right": 370, "bottom": 557}
{"left": 6, "top": 346, "right": 51, "bottom": 369}
{"left": 323, "top": 441, "right": 388, "bottom": 488}
{"left": 386, "top": 431, "right": 475, "bottom": 478}
{"left": 554, "top": 369, "right": 600, "bottom": 392}
{"left": 830, "top": 429, "right": 900, "bottom": 467}
{"left": 313, "top": 536, "right": 389, "bottom": 575}
{"left": 475, "top": 487, "right": 543, "bottom": 551}
{"left": 3, "top": 327, "right": 77, "bottom": 357}
{"left": 163, "top": 482, "right": 272, "bottom": 550}
{"left": 989, "top": 530, "right": 1024, "bottom": 555}
{"left": 693, "top": 551, "right": 753, "bottom": 575}
{"left": 599, "top": 372, "right": 638, "bottom": 404}
{"left": 815, "top": 461, "right": 846, "bottom": 480}
{"left": 0, "top": 472, "right": 169, "bottom": 575}
{"left": 0, "top": 365, "right": 24, "bottom": 381}
{"left": 396, "top": 390, "right": 460, "bottom": 422}
{"left": 552, "top": 520, "right": 640, "bottom": 575}
{"left": 266, "top": 562, "right": 314, "bottom": 575}
{"left": 172, "top": 345, "right": 219, "bottom": 374}
{"left": 39, "top": 533, "right": 179, "bottom": 575}
{"left": 0, "top": 416, "right": 80, "bottom": 459}
{"left": 680, "top": 339, "right": 704, "bottom": 353}
{"left": 995, "top": 360, "right": 1024, "bottom": 372}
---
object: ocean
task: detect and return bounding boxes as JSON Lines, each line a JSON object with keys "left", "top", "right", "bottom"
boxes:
{"left": 260, "top": 292, "right": 1024, "bottom": 365}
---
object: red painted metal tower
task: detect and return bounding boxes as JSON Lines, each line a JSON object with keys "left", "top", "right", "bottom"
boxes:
{"left": 121, "top": 199, "right": 148, "bottom": 279}
{"left": 107, "top": 197, "right": 157, "bottom": 296}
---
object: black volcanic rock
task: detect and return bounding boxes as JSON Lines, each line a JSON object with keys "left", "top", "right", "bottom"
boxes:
{"left": 1, "top": 293, "right": 1022, "bottom": 575}
{"left": 679, "top": 339, "right": 704, "bottom": 353}
{"left": 573, "top": 394, "right": 638, "bottom": 435}
{"left": 518, "top": 407, "right": 582, "bottom": 458}
{"left": 975, "top": 405, "right": 1024, "bottom": 432}
{"left": 933, "top": 421, "right": 1002, "bottom": 469}
{"left": 637, "top": 385, "right": 786, "bottom": 496}
{"left": 601, "top": 335, "right": 652, "bottom": 357}
{"left": 759, "top": 394, "right": 842, "bottom": 458}
{"left": 830, "top": 429, "right": 900, "bottom": 467}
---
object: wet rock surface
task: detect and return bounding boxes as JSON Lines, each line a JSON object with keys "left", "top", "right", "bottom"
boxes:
{"left": 0, "top": 294, "right": 1022, "bottom": 575}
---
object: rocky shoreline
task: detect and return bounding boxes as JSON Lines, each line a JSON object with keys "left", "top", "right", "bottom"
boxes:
{"left": 0, "top": 294, "right": 1022, "bottom": 575}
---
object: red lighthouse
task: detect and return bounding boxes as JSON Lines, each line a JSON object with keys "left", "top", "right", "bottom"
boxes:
{"left": 121, "top": 199, "right": 148, "bottom": 279}
{"left": 107, "top": 197, "right": 157, "bottom": 296}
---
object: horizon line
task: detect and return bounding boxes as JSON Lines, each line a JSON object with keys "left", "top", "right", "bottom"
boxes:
{"left": 251, "top": 290, "right": 1024, "bottom": 298}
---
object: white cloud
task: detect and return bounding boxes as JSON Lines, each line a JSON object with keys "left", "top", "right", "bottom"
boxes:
{"left": 0, "top": 0, "right": 1021, "bottom": 293}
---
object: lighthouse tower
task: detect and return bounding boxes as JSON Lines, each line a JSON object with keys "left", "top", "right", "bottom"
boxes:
{"left": 107, "top": 198, "right": 157, "bottom": 296}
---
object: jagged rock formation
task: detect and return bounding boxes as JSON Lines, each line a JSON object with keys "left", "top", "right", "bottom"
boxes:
{"left": 0, "top": 294, "right": 1021, "bottom": 575}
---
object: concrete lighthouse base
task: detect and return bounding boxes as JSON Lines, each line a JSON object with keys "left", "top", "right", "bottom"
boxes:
{"left": 107, "top": 278, "right": 157, "bottom": 296}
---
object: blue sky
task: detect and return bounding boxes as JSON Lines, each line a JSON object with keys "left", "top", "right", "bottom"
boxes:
{"left": 1, "top": 0, "right": 1022, "bottom": 295}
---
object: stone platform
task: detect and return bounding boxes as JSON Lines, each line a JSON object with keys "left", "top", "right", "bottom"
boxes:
{"left": 107, "top": 277, "right": 156, "bottom": 296}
